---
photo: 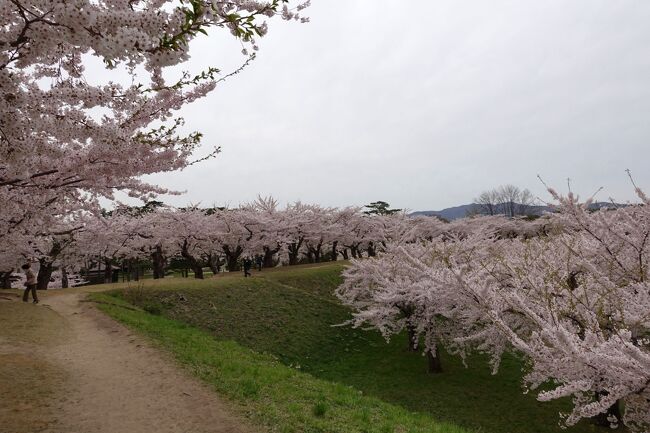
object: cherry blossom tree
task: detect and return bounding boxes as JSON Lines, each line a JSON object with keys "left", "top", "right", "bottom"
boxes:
{"left": 459, "top": 191, "right": 650, "bottom": 431}
{"left": 282, "top": 202, "right": 313, "bottom": 265}
{"left": 337, "top": 227, "right": 504, "bottom": 374}
{"left": 340, "top": 213, "right": 373, "bottom": 259}
{"left": 1, "top": 0, "right": 309, "bottom": 273}
{"left": 79, "top": 212, "right": 148, "bottom": 281}
{"left": 327, "top": 207, "right": 362, "bottom": 261}
{"left": 339, "top": 191, "right": 649, "bottom": 432}
{"left": 138, "top": 212, "right": 177, "bottom": 279}
{"left": 212, "top": 207, "right": 257, "bottom": 271}
{"left": 245, "top": 196, "right": 285, "bottom": 268}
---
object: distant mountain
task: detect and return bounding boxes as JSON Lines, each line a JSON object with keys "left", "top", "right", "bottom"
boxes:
{"left": 410, "top": 204, "right": 477, "bottom": 221}
{"left": 410, "top": 202, "right": 625, "bottom": 221}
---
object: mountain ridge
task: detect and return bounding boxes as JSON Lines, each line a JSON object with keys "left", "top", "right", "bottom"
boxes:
{"left": 410, "top": 202, "right": 625, "bottom": 221}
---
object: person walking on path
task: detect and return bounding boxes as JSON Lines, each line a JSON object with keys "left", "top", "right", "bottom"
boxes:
{"left": 243, "top": 258, "right": 252, "bottom": 278}
{"left": 22, "top": 263, "right": 38, "bottom": 304}
{"left": 255, "top": 255, "right": 263, "bottom": 272}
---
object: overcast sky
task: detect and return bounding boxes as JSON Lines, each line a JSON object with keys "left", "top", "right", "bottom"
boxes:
{"left": 134, "top": 1, "right": 650, "bottom": 211}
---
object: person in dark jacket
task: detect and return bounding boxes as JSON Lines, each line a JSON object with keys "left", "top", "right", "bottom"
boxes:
{"left": 22, "top": 263, "right": 38, "bottom": 304}
{"left": 243, "top": 257, "right": 253, "bottom": 277}
{"left": 255, "top": 255, "right": 263, "bottom": 272}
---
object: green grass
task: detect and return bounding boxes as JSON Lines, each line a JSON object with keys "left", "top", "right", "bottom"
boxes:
{"left": 92, "top": 291, "right": 467, "bottom": 433}
{"left": 93, "top": 262, "right": 611, "bottom": 433}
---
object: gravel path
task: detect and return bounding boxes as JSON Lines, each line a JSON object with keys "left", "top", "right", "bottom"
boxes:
{"left": 0, "top": 291, "right": 256, "bottom": 433}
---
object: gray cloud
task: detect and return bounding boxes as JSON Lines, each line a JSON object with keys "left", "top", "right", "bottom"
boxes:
{"left": 134, "top": 0, "right": 650, "bottom": 210}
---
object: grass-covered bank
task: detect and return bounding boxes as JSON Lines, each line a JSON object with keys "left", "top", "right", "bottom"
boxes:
{"left": 93, "top": 263, "right": 608, "bottom": 433}
{"left": 92, "top": 291, "right": 468, "bottom": 433}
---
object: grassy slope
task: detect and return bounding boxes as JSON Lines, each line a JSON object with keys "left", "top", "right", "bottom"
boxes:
{"left": 96, "top": 263, "right": 607, "bottom": 433}
{"left": 92, "top": 291, "right": 467, "bottom": 433}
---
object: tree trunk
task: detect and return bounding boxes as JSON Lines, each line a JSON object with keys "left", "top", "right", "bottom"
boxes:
{"left": 152, "top": 246, "right": 166, "bottom": 279}
{"left": 341, "top": 249, "right": 349, "bottom": 260}
{"left": 350, "top": 247, "right": 358, "bottom": 259}
{"left": 0, "top": 272, "right": 13, "bottom": 289}
{"left": 263, "top": 246, "right": 279, "bottom": 268}
{"left": 288, "top": 249, "right": 299, "bottom": 265}
{"left": 127, "top": 260, "right": 135, "bottom": 281}
{"left": 184, "top": 255, "right": 203, "bottom": 279}
{"left": 223, "top": 245, "right": 243, "bottom": 272}
{"left": 104, "top": 258, "right": 113, "bottom": 284}
{"left": 331, "top": 241, "right": 338, "bottom": 262}
{"left": 306, "top": 240, "right": 323, "bottom": 263}
{"left": 37, "top": 241, "right": 63, "bottom": 290}
{"left": 367, "top": 242, "right": 376, "bottom": 257}
{"left": 288, "top": 240, "right": 302, "bottom": 266}
{"left": 206, "top": 253, "right": 221, "bottom": 275}
{"left": 61, "top": 267, "right": 69, "bottom": 289}
{"left": 37, "top": 259, "right": 53, "bottom": 290}
{"left": 427, "top": 345, "right": 443, "bottom": 373}
{"left": 181, "top": 240, "right": 204, "bottom": 279}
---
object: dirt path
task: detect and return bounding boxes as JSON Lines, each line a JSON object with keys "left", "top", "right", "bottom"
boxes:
{"left": 0, "top": 291, "right": 256, "bottom": 433}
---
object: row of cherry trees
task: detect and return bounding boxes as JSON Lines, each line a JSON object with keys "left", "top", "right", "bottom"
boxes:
{"left": 337, "top": 189, "right": 650, "bottom": 432}
{"left": 0, "top": 197, "right": 435, "bottom": 286}
{"left": 1, "top": 195, "right": 550, "bottom": 289}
